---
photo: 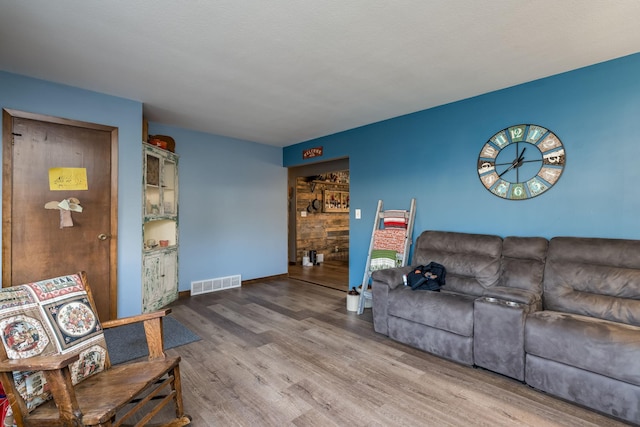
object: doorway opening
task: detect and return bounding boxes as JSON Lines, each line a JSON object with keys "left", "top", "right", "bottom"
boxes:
{"left": 287, "top": 158, "right": 349, "bottom": 291}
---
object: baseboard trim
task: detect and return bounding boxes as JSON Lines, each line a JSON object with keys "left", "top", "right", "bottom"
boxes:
{"left": 243, "top": 273, "right": 289, "bottom": 285}
{"left": 179, "top": 273, "right": 289, "bottom": 298}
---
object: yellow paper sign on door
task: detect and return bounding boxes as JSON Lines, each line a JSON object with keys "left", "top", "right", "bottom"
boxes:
{"left": 49, "top": 167, "right": 88, "bottom": 191}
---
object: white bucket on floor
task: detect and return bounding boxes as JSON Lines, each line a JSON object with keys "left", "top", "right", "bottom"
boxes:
{"left": 346, "top": 291, "right": 359, "bottom": 312}
{"left": 357, "top": 286, "right": 372, "bottom": 308}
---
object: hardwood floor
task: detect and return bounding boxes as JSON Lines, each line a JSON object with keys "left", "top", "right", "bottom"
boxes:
{"left": 288, "top": 260, "right": 349, "bottom": 291}
{"left": 163, "top": 278, "right": 628, "bottom": 426}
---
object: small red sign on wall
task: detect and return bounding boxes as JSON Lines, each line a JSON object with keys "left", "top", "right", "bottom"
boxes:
{"left": 303, "top": 146, "right": 323, "bottom": 159}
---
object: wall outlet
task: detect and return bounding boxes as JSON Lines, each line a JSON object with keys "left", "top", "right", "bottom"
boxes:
{"left": 301, "top": 210, "right": 307, "bottom": 217}
{"left": 355, "top": 209, "right": 361, "bottom": 219}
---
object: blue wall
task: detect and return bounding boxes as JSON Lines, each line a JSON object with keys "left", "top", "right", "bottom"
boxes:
{"left": 0, "top": 71, "right": 144, "bottom": 316}
{"left": 283, "top": 53, "right": 640, "bottom": 289}
{"left": 5, "top": 52, "right": 640, "bottom": 303}
{"left": 0, "top": 72, "right": 288, "bottom": 316}
{"left": 147, "top": 123, "right": 287, "bottom": 289}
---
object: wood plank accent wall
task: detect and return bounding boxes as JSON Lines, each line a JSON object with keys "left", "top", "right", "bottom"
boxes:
{"left": 295, "top": 174, "right": 349, "bottom": 263}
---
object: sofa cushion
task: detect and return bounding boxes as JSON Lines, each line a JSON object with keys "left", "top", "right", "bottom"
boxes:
{"left": 498, "top": 236, "right": 547, "bottom": 294}
{"left": 387, "top": 286, "right": 475, "bottom": 336}
{"left": 388, "top": 316, "right": 474, "bottom": 365}
{"left": 525, "top": 310, "right": 640, "bottom": 386}
{"left": 544, "top": 237, "right": 640, "bottom": 326}
{"left": 525, "top": 354, "right": 640, "bottom": 424}
{"left": 412, "top": 231, "right": 502, "bottom": 296}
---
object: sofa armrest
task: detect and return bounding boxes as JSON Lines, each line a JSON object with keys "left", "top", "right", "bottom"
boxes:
{"left": 371, "top": 266, "right": 414, "bottom": 336}
{"left": 483, "top": 286, "right": 541, "bottom": 307}
{"left": 371, "top": 266, "right": 415, "bottom": 290}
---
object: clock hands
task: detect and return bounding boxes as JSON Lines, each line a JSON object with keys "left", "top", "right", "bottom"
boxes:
{"left": 498, "top": 165, "right": 516, "bottom": 177}
{"left": 498, "top": 147, "right": 527, "bottom": 178}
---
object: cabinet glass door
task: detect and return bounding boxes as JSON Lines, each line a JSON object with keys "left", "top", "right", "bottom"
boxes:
{"left": 145, "top": 154, "right": 160, "bottom": 216}
{"left": 162, "top": 158, "right": 176, "bottom": 215}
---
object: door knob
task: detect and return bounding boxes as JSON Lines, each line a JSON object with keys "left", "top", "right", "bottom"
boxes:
{"left": 97, "top": 233, "right": 111, "bottom": 241}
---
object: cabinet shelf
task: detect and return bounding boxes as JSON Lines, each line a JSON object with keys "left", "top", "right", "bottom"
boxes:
{"left": 311, "top": 180, "right": 349, "bottom": 187}
{"left": 144, "top": 245, "right": 177, "bottom": 253}
{"left": 144, "top": 215, "right": 177, "bottom": 222}
{"left": 146, "top": 185, "right": 173, "bottom": 189}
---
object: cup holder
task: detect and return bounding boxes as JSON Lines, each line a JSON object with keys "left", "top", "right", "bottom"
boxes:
{"left": 482, "top": 297, "right": 522, "bottom": 308}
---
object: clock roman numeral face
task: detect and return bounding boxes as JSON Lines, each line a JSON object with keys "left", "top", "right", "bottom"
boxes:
{"left": 478, "top": 124, "right": 565, "bottom": 200}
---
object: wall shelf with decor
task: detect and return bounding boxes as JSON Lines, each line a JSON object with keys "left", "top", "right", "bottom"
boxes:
{"left": 323, "top": 189, "right": 349, "bottom": 213}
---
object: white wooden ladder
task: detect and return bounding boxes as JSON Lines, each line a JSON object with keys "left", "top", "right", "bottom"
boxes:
{"left": 357, "top": 198, "right": 416, "bottom": 314}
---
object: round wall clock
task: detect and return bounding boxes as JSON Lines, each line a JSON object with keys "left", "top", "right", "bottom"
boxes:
{"left": 477, "top": 124, "right": 565, "bottom": 200}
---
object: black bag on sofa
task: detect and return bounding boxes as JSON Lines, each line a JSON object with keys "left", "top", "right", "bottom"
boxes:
{"left": 406, "top": 262, "right": 446, "bottom": 291}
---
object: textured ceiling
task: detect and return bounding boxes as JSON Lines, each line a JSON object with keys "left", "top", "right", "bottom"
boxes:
{"left": 1, "top": 1, "right": 640, "bottom": 147}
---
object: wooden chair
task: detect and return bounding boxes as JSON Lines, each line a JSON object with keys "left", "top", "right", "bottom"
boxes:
{"left": 0, "top": 272, "right": 191, "bottom": 426}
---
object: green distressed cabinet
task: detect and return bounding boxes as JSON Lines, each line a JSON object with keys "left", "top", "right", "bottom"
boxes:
{"left": 142, "top": 142, "right": 179, "bottom": 312}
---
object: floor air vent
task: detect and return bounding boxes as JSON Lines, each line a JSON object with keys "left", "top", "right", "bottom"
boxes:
{"left": 191, "top": 274, "right": 241, "bottom": 296}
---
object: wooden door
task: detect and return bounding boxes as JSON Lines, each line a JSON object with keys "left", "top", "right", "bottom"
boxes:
{"left": 2, "top": 109, "right": 118, "bottom": 320}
